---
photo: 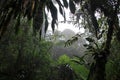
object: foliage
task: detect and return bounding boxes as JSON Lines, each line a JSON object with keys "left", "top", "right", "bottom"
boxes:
{"left": 57, "top": 54, "right": 89, "bottom": 80}
{"left": 57, "top": 54, "right": 71, "bottom": 64}
{"left": 0, "top": 20, "right": 52, "bottom": 80}
{"left": 0, "top": 0, "right": 120, "bottom": 80}
{"left": 0, "top": 0, "right": 77, "bottom": 37}
{"left": 73, "top": 0, "right": 119, "bottom": 79}
{"left": 106, "top": 38, "right": 120, "bottom": 80}
{"left": 65, "top": 33, "right": 82, "bottom": 47}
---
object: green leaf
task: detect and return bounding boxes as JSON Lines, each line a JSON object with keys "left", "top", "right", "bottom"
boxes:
{"left": 72, "top": 55, "right": 85, "bottom": 65}
{"left": 71, "top": 60, "right": 82, "bottom": 65}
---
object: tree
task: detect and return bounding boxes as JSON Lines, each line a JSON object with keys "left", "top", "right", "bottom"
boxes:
{"left": 73, "top": 0, "right": 120, "bottom": 80}
{"left": 0, "top": 18, "right": 52, "bottom": 80}
{"left": 63, "top": 0, "right": 120, "bottom": 80}
{"left": 106, "top": 38, "right": 120, "bottom": 80}
{"left": 0, "top": 0, "right": 77, "bottom": 37}
{"left": 0, "top": 0, "right": 120, "bottom": 80}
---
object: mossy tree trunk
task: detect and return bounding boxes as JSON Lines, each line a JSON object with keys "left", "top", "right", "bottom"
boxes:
{"left": 87, "top": 2, "right": 119, "bottom": 80}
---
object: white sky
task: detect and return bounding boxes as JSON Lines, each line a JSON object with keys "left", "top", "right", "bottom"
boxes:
{"left": 57, "top": 23, "right": 85, "bottom": 33}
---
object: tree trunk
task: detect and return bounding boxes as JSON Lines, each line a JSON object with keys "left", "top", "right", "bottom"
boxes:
{"left": 87, "top": 18, "right": 114, "bottom": 80}
{"left": 87, "top": 50, "right": 108, "bottom": 80}
{"left": 87, "top": 1, "right": 119, "bottom": 79}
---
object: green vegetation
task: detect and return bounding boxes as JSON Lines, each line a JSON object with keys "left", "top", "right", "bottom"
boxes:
{"left": 0, "top": 19, "right": 120, "bottom": 80}
{"left": 0, "top": 20, "right": 52, "bottom": 80}
{"left": 106, "top": 39, "right": 120, "bottom": 80}
{"left": 57, "top": 54, "right": 89, "bottom": 80}
{"left": 0, "top": 0, "right": 120, "bottom": 80}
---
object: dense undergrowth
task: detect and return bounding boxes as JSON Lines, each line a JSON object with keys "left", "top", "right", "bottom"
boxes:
{"left": 0, "top": 19, "right": 120, "bottom": 80}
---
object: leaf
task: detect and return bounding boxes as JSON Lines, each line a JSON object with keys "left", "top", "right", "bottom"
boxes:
{"left": 69, "top": 0, "right": 76, "bottom": 14}
{"left": 15, "top": 14, "right": 21, "bottom": 34}
{"left": 73, "top": 0, "right": 80, "bottom": 3}
{"left": 63, "top": 0, "right": 68, "bottom": 8}
{"left": 59, "top": 6, "right": 63, "bottom": 15}
{"left": 65, "top": 34, "right": 81, "bottom": 47}
{"left": 49, "top": 1, "right": 58, "bottom": 20}
{"left": 56, "top": 0, "right": 63, "bottom": 7}
{"left": 98, "top": 30, "right": 105, "bottom": 39}
{"left": 85, "top": 37, "right": 94, "bottom": 42}
{"left": 0, "top": 10, "right": 13, "bottom": 37}
{"left": 65, "top": 40, "right": 71, "bottom": 47}
{"left": 51, "top": 19, "right": 56, "bottom": 32}
{"left": 44, "top": 12, "right": 49, "bottom": 33}
{"left": 87, "top": 45, "right": 94, "bottom": 50}
{"left": 71, "top": 59, "right": 82, "bottom": 64}
{"left": 72, "top": 55, "right": 85, "bottom": 65}
{"left": 83, "top": 44, "right": 89, "bottom": 47}
{"left": 90, "top": 13, "right": 99, "bottom": 37}
{"left": 94, "top": 42, "right": 99, "bottom": 49}
{"left": 84, "top": 43, "right": 95, "bottom": 50}
{"left": 73, "top": 36, "right": 78, "bottom": 41}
